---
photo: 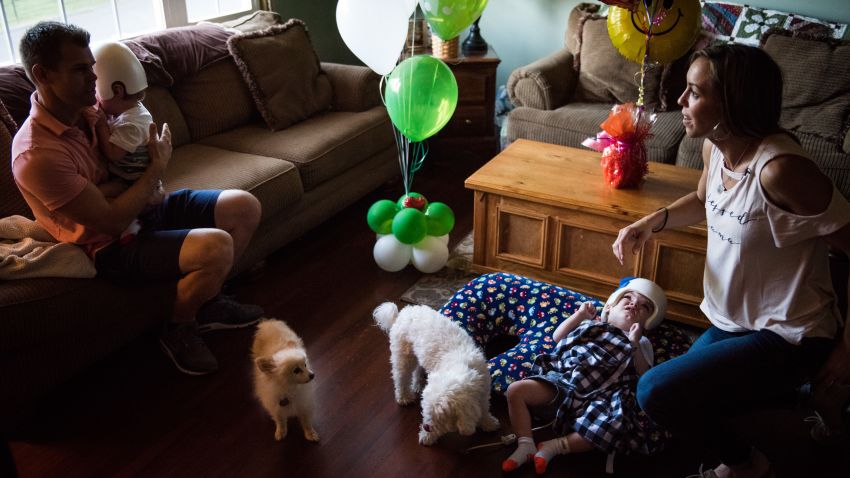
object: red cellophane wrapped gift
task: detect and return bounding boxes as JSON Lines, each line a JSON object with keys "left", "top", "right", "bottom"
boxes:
{"left": 582, "top": 103, "right": 655, "bottom": 189}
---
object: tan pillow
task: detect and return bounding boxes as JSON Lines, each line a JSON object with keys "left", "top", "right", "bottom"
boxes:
{"left": 762, "top": 29, "right": 850, "bottom": 144}
{"left": 573, "top": 14, "right": 663, "bottom": 111}
{"left": 227, "top": 19, "right": 332, "bottom": 131}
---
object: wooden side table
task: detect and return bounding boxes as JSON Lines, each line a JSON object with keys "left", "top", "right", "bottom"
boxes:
{"left": 465, "top": 139, "right": 709, "bottom": 328}
{"left": 431, "top": 48, "right": 501, "bottom": 156}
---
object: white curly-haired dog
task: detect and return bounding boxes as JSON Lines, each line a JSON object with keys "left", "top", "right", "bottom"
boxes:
{"left": 373, "top": 302, "right": 500, "bottom": 445}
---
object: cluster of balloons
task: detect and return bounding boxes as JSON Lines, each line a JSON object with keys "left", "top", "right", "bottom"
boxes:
{"left": 336, "top": 0, "right": 489, "bottom": 75}
{"left": 368, "top": 193, "right": 456, "bottom": 273}
{"left": 337, "top": 0, "right": 482, "bottom": 272}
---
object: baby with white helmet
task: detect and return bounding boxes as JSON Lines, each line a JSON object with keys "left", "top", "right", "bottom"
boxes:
{"left": 93, "top": 41, "right": 164, "bottom": 205}
{"left": 502, "top": 277, "right": 668, "bottom": 474}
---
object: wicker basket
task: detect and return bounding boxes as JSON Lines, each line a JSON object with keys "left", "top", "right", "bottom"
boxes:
{"left": 431, "top": 35, "right": 459, "bottom": 59}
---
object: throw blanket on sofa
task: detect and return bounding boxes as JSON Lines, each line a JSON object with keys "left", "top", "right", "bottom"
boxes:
{"left": 0, "top": 215, "right": 96, "bottom": 279}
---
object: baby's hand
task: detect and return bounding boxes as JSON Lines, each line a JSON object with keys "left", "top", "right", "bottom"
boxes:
{"left": 579, "top": 301, "right": 598, "bottom": 319}
{"left": 628, "top": 322, "right": 643, "bottom": 343}
{"left": 95, "top": 106, "right": 108, "bottom": 125}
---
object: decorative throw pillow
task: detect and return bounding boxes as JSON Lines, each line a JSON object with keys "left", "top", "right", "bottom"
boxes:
{"left": 123, "top": 23, "right": 234, "bottom": 87}
{"left": 573, "top": 14, "right": 664, "bottom": 111}
{"left": 698, "top": 1, "right": 850, "bottom": 49}
{"left": 762, "top": 29, "right": 850, "bottom": 143}
{"left": 227, "top": 19, "right": 332, "bottom": 131}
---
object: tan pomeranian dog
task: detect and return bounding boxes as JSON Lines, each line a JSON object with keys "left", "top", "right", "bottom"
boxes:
{"left": 252, "top": 319, "right": 319, "bottom": 442}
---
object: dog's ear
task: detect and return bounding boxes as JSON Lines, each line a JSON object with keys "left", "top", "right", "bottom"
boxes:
{"left": 255, "top": 357, "right": 277, "bottom": 375}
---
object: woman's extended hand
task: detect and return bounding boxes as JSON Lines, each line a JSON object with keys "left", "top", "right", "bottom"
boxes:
{"left": 816, "top": 338, "right": 850, "bottom": 391}
{"left": 612, "top": 220, "right": 654, "bottom": 265}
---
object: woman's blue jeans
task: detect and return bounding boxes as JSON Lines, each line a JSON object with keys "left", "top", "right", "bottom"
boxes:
{"left": 637, "top": 326, "right": 832, "bottom": 465}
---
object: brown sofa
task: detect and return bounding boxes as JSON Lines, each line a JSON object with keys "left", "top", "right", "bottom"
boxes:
{"left": 0, "top": 12, "right": 395, "bottom": 425}
{"left": 505, "top": 3, "right": 850, "bottom": 200}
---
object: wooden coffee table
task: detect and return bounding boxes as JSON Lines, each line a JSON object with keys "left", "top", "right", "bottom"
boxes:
{"left": 464, "top": 139, "right": 708, "bottom": 328}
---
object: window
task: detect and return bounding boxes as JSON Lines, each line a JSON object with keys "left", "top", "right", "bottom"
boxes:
{"left": 0, "top": 0, "right": 259, "bottom": 65}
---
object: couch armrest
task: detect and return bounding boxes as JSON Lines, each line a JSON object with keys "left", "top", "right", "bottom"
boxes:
{"left": 321, "top": 62, "right": 382, "bottom": 112}
{"left": 507, "top": 48, "right": 577, "bottom": 111}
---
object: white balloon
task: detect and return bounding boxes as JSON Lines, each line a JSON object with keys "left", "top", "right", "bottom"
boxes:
{"left": 436, "top": 234, "right": 449, "bottom": 244}
{"left": 411, "top": 236, "right": 449, "bottom": 273}
{"left": 373, "top": 234, "right": 413, "bottom": 272}
{"left": 336, "top": 0, "right": 418, "bottom": 75}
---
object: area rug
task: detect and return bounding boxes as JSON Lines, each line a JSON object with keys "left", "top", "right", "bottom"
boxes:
{"left": 399, "top": 232, "right": 477, "bottom": 310}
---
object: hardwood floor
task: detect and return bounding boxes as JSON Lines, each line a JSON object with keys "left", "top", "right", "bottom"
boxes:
{"left": 6, "top": 150, "right": 848, "bottom": 478}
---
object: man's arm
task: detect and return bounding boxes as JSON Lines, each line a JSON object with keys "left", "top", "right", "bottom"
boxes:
{"left": 58, "top": 123, "right": 171, "bottom": 236}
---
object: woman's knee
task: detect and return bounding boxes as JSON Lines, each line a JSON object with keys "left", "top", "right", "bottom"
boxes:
{"left": 637, "top": 366, "right": 673, "bottom": 419}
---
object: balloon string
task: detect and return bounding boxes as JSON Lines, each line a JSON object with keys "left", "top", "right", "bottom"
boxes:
{"left": 409, "top": 6, "right": 416, "bottom": 58}
{"left": 638, "top": 0, "right": 655, "bottom": 110}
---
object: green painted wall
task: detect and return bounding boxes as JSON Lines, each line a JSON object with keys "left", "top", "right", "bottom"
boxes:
{"left": 273, "top": 0, "right": 850, "bottom": 87}
{"left": 270, "top": 0, "right": 359, "bottom": 64}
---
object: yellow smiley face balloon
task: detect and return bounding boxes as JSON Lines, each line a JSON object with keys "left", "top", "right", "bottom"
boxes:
{"left": 607, "top": 0, "right": 702, "bottom": 64}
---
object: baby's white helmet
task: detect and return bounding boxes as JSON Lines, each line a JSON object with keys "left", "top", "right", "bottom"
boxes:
{"left": 93, "top": 41, "right": 147, "bottom": 100}
{"left": 602, "top": 277, "right": 667, "bottom": 330}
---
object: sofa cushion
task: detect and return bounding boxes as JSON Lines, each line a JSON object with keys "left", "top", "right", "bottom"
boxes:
{"left": 164, "top": 144, "right": 302, "bottom": 221}
{"left": 573, "top": 14, "right": 663, "bottom": 111}
{"left": 0, "top": 65, "right": 35, "bottom": 128}
{"left": 124, "top": 23, "right": 234, "bottom": 87}
{"left": 762, "top": 30, "right": 850, "bottom": 145}
{"left": 170, "top": 58, "right": 258, "bottom": 141}
{"left": 226, "top": 19, "right": 332, "bottom": 131}
{"left": 507, "top": 103, "right": 685, "bottom": 165}
{"left": 199, "top": 106, "right": 392, "bottom": 191}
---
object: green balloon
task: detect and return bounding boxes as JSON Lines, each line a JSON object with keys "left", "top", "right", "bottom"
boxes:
{"left": 385, "top": 55, "right": 458, "bottom": 142}
{"left": 420, "top": 0, "right": 489, "bottom": 41}
{"left": 396, "top": 192, "right": 429, "bottom": 210}
{"left": 392, "top": 208, "right": 428, "bottom": 244}
{"left": 367, "top": 199, "right": 399, "bottom": 234}
{"left": 424, "top": 202, "right": 455, "bottom": 236}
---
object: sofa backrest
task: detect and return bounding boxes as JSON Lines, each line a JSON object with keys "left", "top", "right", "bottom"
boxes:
{"left": 170, "top": 58, "right": 258, "bottom": 141}
{"left": 0, "top": 99, "right": 33, "bottom": 218}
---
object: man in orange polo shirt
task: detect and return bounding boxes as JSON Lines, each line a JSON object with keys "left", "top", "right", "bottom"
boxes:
{"left": 11, "top": 22, "right": 264, "bottom": 376}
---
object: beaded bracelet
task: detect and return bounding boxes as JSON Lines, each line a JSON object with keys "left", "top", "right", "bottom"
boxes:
{"left": 651, "top": 207, "right": 668, "bottom": 233}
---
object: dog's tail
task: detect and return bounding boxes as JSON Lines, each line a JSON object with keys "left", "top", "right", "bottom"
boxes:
{"left": 372, "top": 302, "right": 399, "bottom": 332}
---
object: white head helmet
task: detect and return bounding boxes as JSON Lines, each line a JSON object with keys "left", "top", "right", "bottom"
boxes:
{"left": 602, "top": 277, "right": 667, "bottom": 330}
{"left": 93, "top": 41, "right": 147, "bottom": 100}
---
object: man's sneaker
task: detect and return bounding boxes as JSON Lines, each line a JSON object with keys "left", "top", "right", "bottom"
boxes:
{"left": 159, "top": 322, "right": 218, "bottom": 375}
{"left": 196, "top": 294, "right": 264, "bottom": 333}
